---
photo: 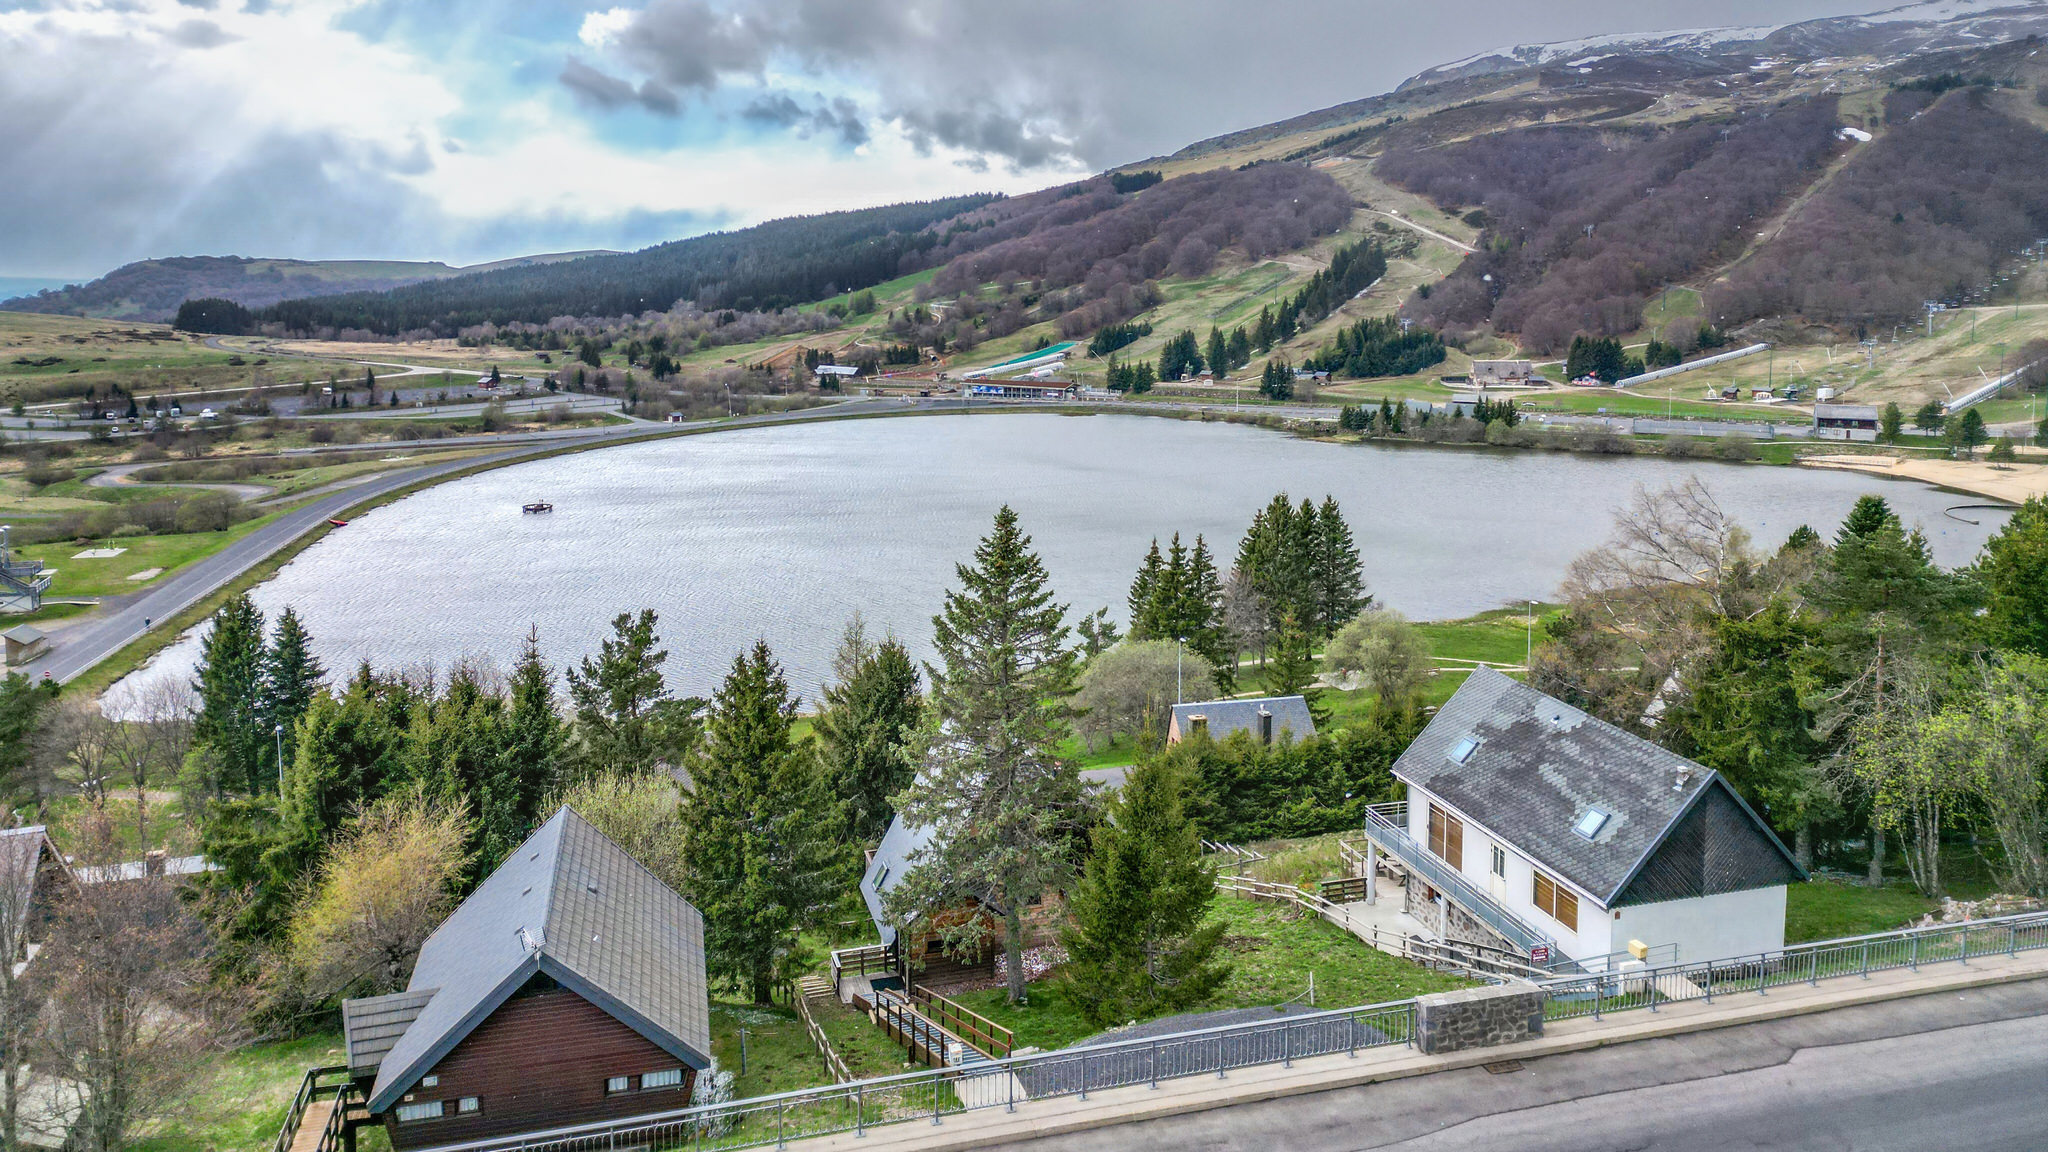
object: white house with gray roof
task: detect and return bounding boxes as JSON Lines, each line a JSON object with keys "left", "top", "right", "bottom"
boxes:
{"left": 1366, "top": 668, "right": 1804, "bottom": 967}
{"left": 1167, "top": 695, "right": 1316, "bottom": 746}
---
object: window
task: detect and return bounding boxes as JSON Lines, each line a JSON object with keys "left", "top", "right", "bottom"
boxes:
{"left": 606, "top": 1076, "right": 632, "bottom": 1094}
{"left": 1490, "top": 846, "right": 1506, "bottom": 878}
{"left": 642, "top": 1068, "right": 684, "bottom": 1089}
{"left": 1448, "top": 736, "right": 1479, "bottom": 764}
{"left": 1534, "top": 871, "right": 1579, "bottom": 932}
{"left": 1573, "top": 808, "right": 1610, "bottom": 840}
{"left": 420, "top": 1075, "right": 438, "bottom": 1088}
{"left": 1427, "top": 804, "right": 1464, "bottom": 870}
{"left": 458, "top": 1097, "right": 480, "bottom": 1114}
{"left": 1189, "top": 715, "right": 1208, "bottom": 737}
{"left": 395, "top": 1101, "right": 445, "bottom": 1123}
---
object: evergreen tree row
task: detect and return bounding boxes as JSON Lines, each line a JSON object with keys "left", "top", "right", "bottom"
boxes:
{"left": 1302, "top": 316, "right": 1447, "bottom": 379}
{"left": 1088, "top": 320, "right": 1153, "bottom": 358}
{"left": 1126, "top": 533, "right": 1234, "bottom": 691}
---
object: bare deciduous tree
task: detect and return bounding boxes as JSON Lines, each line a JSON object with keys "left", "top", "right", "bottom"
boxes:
{"left": 1073, "top": 641, "right": 1217, "bottom": 753}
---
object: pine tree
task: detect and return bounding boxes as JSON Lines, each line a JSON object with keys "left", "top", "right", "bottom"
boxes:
{"left": 487, "top": 627, "right": 565, "bottom": 865}
{"left": 1308, "top": 497, "right": 1368, "bottom": 639}
{"left": 816, "top": 628, "right": 923, "bottom": 844}
{"left": 1226, "top": 327, "right": 1251, "bottom": 369}
{"left": 1184, "top": 535, "right": 1233, "bottom": 691}
{"left": 1253, "top": 306, "right": 1275, "bottom": 353}
{"left": 195, "top": 595, "right": 268, "bottom": 795}
{"left": 890, "top": 507, "right": 1084, "bottom": 1003}
{"left": 1979, "top": 496, "right": 2048, "bottom": 658}
{"left": 683, "top": 642, "right": 847, "bottom": 1003}
{"left": 566, "top": 610, "right": 680, "bottom": 777}
{"left": 260, "top": 607, "right": 324, "bottom": 781}
{"left": 1127, "top": 540, "right": 1165, "bottom": 638}
{"left": 1266, "top": 609, "right": 1319, "bottom": 703}
{"left": 1060, "top": 756, "right": 1228, "bottom": 1029}
{"left": 1205, "top": 328, "right": 1229, "bottom": 380}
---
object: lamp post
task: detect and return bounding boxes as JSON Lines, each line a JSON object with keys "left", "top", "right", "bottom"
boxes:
{"left": 1176, "top": 636, "right": 1185, "bottom": 705}
{"left": 274, "top": 723, "right": 285, "bottom": 789}
{"left": 1526, "top": 601, "right": 1537, "bottom": 673}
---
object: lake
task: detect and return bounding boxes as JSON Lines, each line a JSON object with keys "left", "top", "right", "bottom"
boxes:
{"left": 109, "top": 413, "right": 2007, "bottom": 706}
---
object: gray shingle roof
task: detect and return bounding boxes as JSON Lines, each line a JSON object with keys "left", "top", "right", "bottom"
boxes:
{"left": 342, "top": 989, "right": 436, "bottom": 1075}
{"left": 1170, "top": 695, "right": 1316, "bottom": 744}
{"left": 1393, "top": 668, "right": 1803, "bottom": 908}
{"left": 357, "top": 806, "right": 711, "bottom": 1113}
{"left": 859, "top": 814, "right": 935, "bottom": 948}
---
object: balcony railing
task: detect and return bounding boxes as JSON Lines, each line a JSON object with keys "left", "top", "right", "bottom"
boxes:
{"left": 1361, "top": 801, "right": 1555, "bottom": 958}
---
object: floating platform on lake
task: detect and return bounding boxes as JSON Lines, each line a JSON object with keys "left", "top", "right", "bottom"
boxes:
{"left": 523, "top": 502, "right": 554, "bottom": 514}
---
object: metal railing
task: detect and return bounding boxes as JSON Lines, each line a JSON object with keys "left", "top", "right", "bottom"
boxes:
{"left": 375, "top": 909, "right": 2048, "bottom": 1152}
{"left": 1540, "top": 909, "right": 2048, "bottom": 1020}
{"left": 1360, "top": 803, "right": 1555, "bottom": 957}
{"left": 403, "top": 998, "right": 1418, "bottom": 1152}
{"left": 272, "top": 1065, "right": 356, "bottom": 1152}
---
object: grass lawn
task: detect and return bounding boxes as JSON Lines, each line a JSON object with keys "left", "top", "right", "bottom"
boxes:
{"left": 949, "top": 898, "right": 1471, "bottom": 1051}
{"left": 1784, "top": 880, "right": 1937, "bottom": 944}
{"left": 21, "top": 515, "right": 279, "bottom": 598}
{"left": 132, "top": 1031, "right": 390, "bottom": 1152}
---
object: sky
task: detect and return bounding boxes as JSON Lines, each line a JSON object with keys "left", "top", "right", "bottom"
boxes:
{"left": 0, "top": 0, "right": 1885, "bottom": 280}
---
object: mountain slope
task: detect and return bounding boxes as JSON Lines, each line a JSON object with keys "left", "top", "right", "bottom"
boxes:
{"left": 1, "top": 251, "right": 614, "bottom": 322}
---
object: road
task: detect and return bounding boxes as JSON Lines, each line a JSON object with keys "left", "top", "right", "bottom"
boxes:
{"left": 40, "top": 397, "right": 908, "bottom": 684}
{"left": 995, "top": 978, "right": 2048, "bottom": 1152}
{"left": 1369, "top": 210, "right": 1476, "bottom": 255}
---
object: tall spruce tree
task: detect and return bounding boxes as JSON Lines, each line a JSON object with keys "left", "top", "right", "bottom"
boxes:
{"left": 260, "top": 607, "right": 324, "bottom": 781}
{"left": 890, "top": 507, "right": 1084, "bottom": 1003}
{"left": 1127, "top": 540, "right": 1166, "bottom": 636}
{"left": 194, "top": 595, "right": 269, "bottom": 794}
{"left": 1309, "top": 497, "right": 1368, "bottom": 638}
{"left": 486, "top": 627, "right": 566, "bottom": 866}
{"left": 1205, "top": 328, "right": 1229, "bottom": 380}
{"left": 1060, "top": 756, "right": 1228, "bottom": 1029}
{"left": 683, "top": 642, "right": 846, "bottom": 1003}
{"left": 1978, "top": 496, "right": 2048, "bottom": 657}
{"left": 816, "top": 625, "right": 923, "bottom": 844}
{"left": 566, "top": 609, "right": 691, "bottom": 776}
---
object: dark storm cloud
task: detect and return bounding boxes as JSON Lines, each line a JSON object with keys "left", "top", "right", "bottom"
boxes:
{"left": 578, "top": 0, "right": 1884, "bottom": 169}
{"left": 559, "top": 56, "right": 679, "bottom": 116}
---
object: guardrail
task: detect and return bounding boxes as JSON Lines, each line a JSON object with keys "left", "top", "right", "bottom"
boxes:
{"left": 385, "top": 908, "right": 2048, "bottom": 1152}
{"left": 1540, "top": 909, "right": 2048, "bottom": 1018}
{"left": 1361, "top": 803, "right": 1555, "bottom": 957}
{"left": 912, "top": 984, "right": 1015, "bottom": 1058}
{"left": 271, "top": 1064, "right": 355, "bottom": 1152}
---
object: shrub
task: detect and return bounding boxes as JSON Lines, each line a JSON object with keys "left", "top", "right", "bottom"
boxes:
{"left": 1715, "top": 434, "right": 1759, "bottom": 461}
{"left": 175, "top": 492, "right": 242, "bottom": 533}
{"left": 22, "top": 463, "right": 74, "bottom": 487}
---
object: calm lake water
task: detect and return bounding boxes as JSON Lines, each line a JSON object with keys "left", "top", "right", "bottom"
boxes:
{"left": 110, "top": 413, "right": 2007, "bottom": 705}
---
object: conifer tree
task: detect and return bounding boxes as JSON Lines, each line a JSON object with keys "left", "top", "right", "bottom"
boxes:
{"left": 1127, "top": 540, "right": 1165, "bottom": 636}
{"left": 261, "top": 607, "right": 324, "bottom": 780}
{"left": 566, "top": 610, "right": 694, "bottom": 777}
{"left": 683, "top": 642, "right": 847, "bottom": 1003}
{"left": 890, "top": 507, "right": 1083, "bottom": 1003}
{"left": 1309, "top": 497, "right": 1369, "bottom": 638}
{"left": 195, "top": 595, "right": 269, "bottom": 794}
{"left": 1205, "top": 328, "right": 1229, "bottom": 380}
{"left": 1061, "top": 756, "right": 1228, "bottom": 1029}
{"left": 816, "top": 625, "right": 923, "bottom": 844}
{"left": 487, "top": 627, "right": 565, "bottom": 864}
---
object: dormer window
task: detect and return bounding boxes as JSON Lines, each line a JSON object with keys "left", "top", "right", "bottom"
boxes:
{"left": 1573, "top": 808, "right": 1611, "bottom": 840}
{"left": 1448, "top": 737, "right": 1479, "bottom": 765}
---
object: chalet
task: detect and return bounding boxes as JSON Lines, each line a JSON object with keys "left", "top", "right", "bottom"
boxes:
{"left": 0, "top": 826, "right": 72, "bottom": 972}
{"left": 1813, "top": 403, "right": 1881, "bottom": 442}
{"left": 342, "top": 807, "right": 711, "bottom": 1150}
{"left": 1167, "top": 695, "right": 1316, "bottom": 746}
{"left": 1470, "top": 360, "right": 1536, "bottom": 387}
{"left": 1365, "top": 668, "right": 1804, "bottom": 967}
{"left": 858, "top": 814, "right": 1062, "bottom": 988}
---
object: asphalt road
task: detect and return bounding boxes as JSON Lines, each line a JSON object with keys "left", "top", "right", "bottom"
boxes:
{"left": 40, "top": 397, "right": 907, "bottom": 684}
{"left": 996, "top": 979, "right": 2048, "bottom": 1152}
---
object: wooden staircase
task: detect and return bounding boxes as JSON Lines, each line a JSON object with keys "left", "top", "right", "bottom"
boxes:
{"left": 273, "top": 1067, "right": 366, "bottom": 1152}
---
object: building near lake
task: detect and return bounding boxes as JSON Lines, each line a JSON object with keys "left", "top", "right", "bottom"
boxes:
{"left": 1366, "top": 668, "right": 1804, "bottom": 967}
{"left": 1470, "top": 360, "right": 1537, "bottom": 387}
{"left": 1167, "top": 695, "right": 1316, "bottom": 746}
{"left": 341, "top": 806, "right": 711, "bottom": 1150}
{"left": 1812, "top": 403, "right": 1881, "bottom": 442}
{"left": 965, "top": 380, "right": 1078, "bottom": 401}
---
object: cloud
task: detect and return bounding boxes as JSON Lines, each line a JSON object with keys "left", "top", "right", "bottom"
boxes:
{"left": 742, "top": 93, "right": 867, "bottom": 147}
{"left": 167, "top": 18, "right": 234, "bottom": 48}
{"left": 559, "top": 56, "right": 678, "bottom": 115}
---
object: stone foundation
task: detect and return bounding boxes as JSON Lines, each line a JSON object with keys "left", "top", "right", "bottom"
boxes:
{"left": 1414, "top": 982, "right": 1546, "bottom": 1055}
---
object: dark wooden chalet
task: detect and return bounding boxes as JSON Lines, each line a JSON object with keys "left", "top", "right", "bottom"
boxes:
{"left": 342, "top": 806, "right": 711, "bottom": 1150}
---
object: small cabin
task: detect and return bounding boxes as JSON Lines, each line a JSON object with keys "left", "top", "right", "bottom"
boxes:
{"left": 3, "top": 626, "right": 48, "bottom": 667}
{"left": 343, "top": 807, "right": 711, "bottom": 1150}
{"left": 1167, "top": 695, "right": 1316, "bottom": 746}
{"left": 1813, "top": 403, "right": 1881, "bottom": 442}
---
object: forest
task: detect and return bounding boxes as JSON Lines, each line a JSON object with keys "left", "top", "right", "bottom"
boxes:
{"left": 1381, "top": 96, "right": 1843, "bottom": 351}
{"left": 1706, "top": 89, "right": 2048, "bottom": 328}
{"left": 255, "top": 195, "right": 997, "bottom": 337}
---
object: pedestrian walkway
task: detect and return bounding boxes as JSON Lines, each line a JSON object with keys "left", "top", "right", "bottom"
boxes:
{"left": 786, "top": 948, "right": 2048, "bottom": 1152}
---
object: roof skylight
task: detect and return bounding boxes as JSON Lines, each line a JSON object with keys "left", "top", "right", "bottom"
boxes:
{"left": 1574, "top": 808, "right": 1611, "bottom": 840}
{"left": 1448, "top": 736, "right": 1479, "bottom": 764}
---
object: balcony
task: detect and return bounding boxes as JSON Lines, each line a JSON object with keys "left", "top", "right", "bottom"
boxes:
{"left": 1361, "top": 802, "right": 1556, "bottom": 959}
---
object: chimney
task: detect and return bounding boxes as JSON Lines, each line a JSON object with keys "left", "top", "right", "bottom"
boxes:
{"left": 144, "top": 849, "right": 167, "bottom": 877}
{"left": 1259, "top": 707, "right": 1274, "bottom": 746}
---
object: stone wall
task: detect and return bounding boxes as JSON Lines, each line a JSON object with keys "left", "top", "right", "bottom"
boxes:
{"left": 1414, "top": 982, "right": 1546, "bottom": 1055}
{"left": 1402, "top": 882, "right": 1514, "bottom": 951}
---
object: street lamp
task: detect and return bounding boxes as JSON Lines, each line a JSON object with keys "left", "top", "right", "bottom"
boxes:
{"left": 1176, "top": 636, "right": 1186, "bottom": 704}
{"left": 275, "top": 723, "right": 285, "bottom": 788}
{"left": 1526, "top": 601, "right": 1537, "bottom": 673}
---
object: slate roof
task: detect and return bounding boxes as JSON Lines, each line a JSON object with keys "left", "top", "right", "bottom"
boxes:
{"left": 355, "top": 806, "right": 712, "bottom": 1114}
{"left": 341, "top": 989, "right": 436, "bottom": 1076}
{"left": 0, "top": 827, "right": 68, "bottom": 937}
{"left": 1170, "top": 695, "right": 1316, "bottom": 744}
{"left": 1393, "top": 668, "right": 1804, "bottom": 908}
{"left": 859, "top": 814, "right": 935, "bottom": 948}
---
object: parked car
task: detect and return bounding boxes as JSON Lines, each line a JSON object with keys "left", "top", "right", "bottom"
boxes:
{"left": 199, "top": 408, "right": 218, "bottom": 420}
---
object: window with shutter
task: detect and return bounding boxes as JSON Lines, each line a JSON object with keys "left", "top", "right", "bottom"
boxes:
{"left": 1427, "top": 804, "right": 1464, "bottom": 870}
{"left": 1533, "top": 870, "right": 1579, "bottom": 931}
